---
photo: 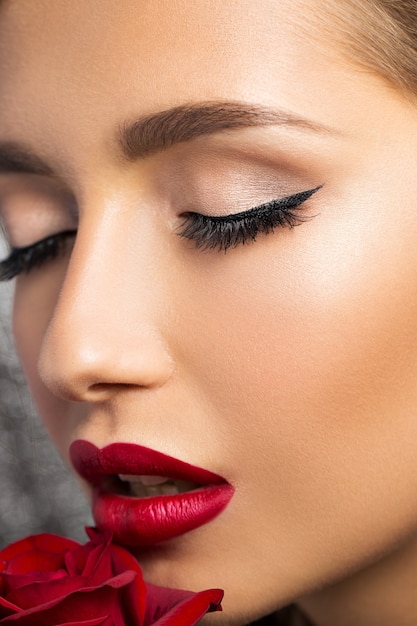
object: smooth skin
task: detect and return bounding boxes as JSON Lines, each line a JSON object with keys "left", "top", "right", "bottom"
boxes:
{"left": 1, "top": 1, "right": 417, "bottom": 625}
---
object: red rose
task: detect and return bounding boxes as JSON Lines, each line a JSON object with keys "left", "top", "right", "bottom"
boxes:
{"left": 0, "top": 528, "right": 223, "bottom": 625}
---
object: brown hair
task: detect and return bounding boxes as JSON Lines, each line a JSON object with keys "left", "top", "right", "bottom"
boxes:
{"left": 318, "top": 0, "right": 417, "bottom": 96}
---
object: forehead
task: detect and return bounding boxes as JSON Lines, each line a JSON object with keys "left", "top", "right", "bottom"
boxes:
{"left": 0, "top": 1, "right": 321, "bottom": 104}
{"left": 0, "top": 0, "right": 390, "bottom": 171}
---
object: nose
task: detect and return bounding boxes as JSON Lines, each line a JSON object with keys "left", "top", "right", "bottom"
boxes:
{"left": 38, "top": 209, "right": 174, "bottom": 403}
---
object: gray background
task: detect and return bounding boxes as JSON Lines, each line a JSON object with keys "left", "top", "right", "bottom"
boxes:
{"left": 0, "top": 275, "right": 91, "bottom": 548}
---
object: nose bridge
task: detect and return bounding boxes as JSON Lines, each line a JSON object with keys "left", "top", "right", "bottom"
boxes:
{"left": 39, "top": 198, "right": 174, "bottom": 401}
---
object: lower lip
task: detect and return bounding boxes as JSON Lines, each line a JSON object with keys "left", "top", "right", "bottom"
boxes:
{"left": 93, "top": 484, "right": 234, "bottom": 547}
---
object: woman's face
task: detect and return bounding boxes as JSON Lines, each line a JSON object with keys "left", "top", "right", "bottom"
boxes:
{"left": 2, "top": 0, "right": 417, "bottom": 623}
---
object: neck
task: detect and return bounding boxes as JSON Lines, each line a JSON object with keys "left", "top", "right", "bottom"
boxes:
{"left": 297, "top": 533, "right": 417, "bottom": 626}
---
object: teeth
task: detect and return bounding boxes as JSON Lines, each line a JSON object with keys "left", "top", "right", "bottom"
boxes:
{"left": 118, "top": 474, "right": 169, "bottom": 486}
{"left": 132, "top": 483, "right": 180, "bottom": 497}
{"left": 117, "top": 475, "right": 198, "bottom": 498}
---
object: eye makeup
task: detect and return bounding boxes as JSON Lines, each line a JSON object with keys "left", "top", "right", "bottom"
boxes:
{"left": 0, "top": 230, "right": 76, "bottom": 281}
{"left": 0, "top": 186, "right": 321, "bottom": 280}
{"left": 177, "top": 186, "right": 321, "bottom": 252}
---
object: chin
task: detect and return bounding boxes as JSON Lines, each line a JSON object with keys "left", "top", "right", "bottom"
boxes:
{"left": 135, "top": 544, "right": 286, "bottom": 626}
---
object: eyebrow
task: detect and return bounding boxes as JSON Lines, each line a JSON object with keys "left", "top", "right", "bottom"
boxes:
{"left": 119, "top": 101, "right": 335, "bottom": 160}
{"left": 0, "top": 100, "right": 335, "bottom": 175}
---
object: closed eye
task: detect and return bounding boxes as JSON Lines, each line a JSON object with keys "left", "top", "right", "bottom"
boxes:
{"left": 177, "top": 185, "right": 322, "bottom": 252}
{"left": 0, "top": 230, "right": 76, "bottom": 281}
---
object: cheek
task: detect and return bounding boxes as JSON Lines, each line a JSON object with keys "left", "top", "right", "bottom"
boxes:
{"left": 176, "top": 187, "right": 417, "bottom": 564}
{"left": 12, "top": 259, "right": 71, "bottom": 448}
{"left": 184, "top": 185, "right": 417, "bottom": 438}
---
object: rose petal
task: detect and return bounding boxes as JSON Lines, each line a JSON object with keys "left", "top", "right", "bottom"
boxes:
{"left": 0, "top": 593, "right": 21, "bottom": 618}
{"left": 85, "top": 528, "right": 113, "bottom": 545}
{"left": 0, "top": 536, "right": 79, "bottom": 566}
{"left": 0, "top": 579, "right": 131, "bottom": 625}
{"left": 64, "top": 545, "right": 96, "bottom": 577}
{"left": 110, "top": 543, "right": 146, "bottom": 626}
{"left": 0, "top": 576, "right": 6, "bottom": 599}
{"left": 144, "top": 586, "right": 223, "bottom": 626}
{"left": 2, "top": 569, "right": 68, "bottom": 594}
{"left": 65, "top": 531, "right": 114, "bottom": 584}
{"left": 82, "top": 544, "right": 112, "bottom": 583}
{"left": 66, "top": 544, "right": 108, "bottom": 581}
{"left": 6, "top": 575, "right": 86, "bottom": 609}
{"left": 4, "top": 551, "right": 67, "bottom": 578}
{"left": 56, "top": 618, "right": 114, "bottom": 626}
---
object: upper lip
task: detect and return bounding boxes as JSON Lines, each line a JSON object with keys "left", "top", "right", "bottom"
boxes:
{"left": 70, "top": 439, "right": 227, "bottom": 488}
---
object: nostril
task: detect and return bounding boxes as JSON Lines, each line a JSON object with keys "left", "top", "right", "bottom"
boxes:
{"left": 67, "top": 381, "right": 137, "bottom": 403}
{"left": 88, "top": 382, "right": 140, "bottom": 394}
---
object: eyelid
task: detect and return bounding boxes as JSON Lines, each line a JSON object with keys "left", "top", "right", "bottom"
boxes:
{"left": 7, "top": 230, "right": 76, "bottom": 253}
{"left": 182, "top": 186, "right": 322, "bottom": 221}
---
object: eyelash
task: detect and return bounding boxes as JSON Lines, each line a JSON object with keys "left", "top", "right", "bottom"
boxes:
{"left": 177, "top": 186, "right": 321, "bottom": 252}
{"left": 0, "top": 186, "right": 320, "bottom": 281}
{"left": 0, "top": 230, "right": 76, "bottom": 281}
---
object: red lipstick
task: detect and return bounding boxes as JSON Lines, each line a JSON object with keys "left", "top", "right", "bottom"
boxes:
{"left": 70, "top": 440, "right": 234, "bottom": 547}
